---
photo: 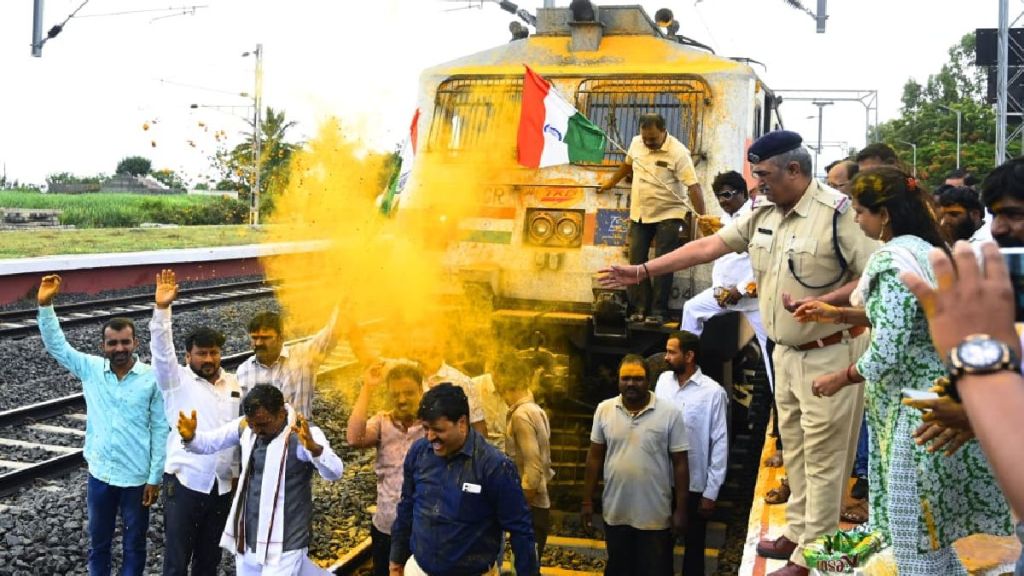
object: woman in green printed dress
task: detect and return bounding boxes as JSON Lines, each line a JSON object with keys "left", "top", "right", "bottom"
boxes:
{"left": 793, "top": 167, "right": 1012, "bottom": 575}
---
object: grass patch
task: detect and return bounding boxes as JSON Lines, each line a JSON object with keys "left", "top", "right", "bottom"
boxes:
{"left": 0, "top": 225, "right": 266, "bottom": 258}
{"left": 0, "top": 190, "right": 247, "bottom": 227}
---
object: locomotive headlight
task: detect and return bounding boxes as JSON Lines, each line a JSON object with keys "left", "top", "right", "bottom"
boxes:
{"left": 556, "top": 217, "right": 580, "bottom": 241}
{"left": 528, "top": 213, "right": 555, "bottom": 242}
{"left": 524, "top": 208, "right": 584, "bottom": 248}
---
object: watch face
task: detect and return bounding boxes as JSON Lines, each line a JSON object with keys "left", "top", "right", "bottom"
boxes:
{"left": 959, "top": 339, "right": 1004, "bottom": 368}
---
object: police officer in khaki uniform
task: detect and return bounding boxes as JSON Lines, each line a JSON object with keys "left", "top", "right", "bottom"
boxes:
{"left": 600, "top": 131, "right": 878, "bottom": 576}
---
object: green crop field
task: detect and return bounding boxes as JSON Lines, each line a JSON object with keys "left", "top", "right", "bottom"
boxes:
{"left": 0, "top": 225, "right": 266, "bottom": 258}
{"left": 0, "top": 190, "right": 247, "bottom": 228}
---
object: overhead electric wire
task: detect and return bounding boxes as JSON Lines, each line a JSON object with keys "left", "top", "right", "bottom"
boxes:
{"left": 73, "top": 5, "right": 208, "bottom": 19}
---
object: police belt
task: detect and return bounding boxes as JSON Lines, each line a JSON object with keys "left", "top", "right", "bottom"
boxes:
{"left": 794, "top": 325, "right": 867, "bottom": 351}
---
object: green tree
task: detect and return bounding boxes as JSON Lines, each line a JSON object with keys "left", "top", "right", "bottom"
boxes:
{"left": 150, "top": 168, "right": 187, "bottom": 190}
{"left": 213, "top": 106, "right": 299, "bottom": 215}
{"left": 874, "top": 32, "right": 1003, "bottom": 187}
{"left": 116, "top": 156, "right": 152, "bottom": 176}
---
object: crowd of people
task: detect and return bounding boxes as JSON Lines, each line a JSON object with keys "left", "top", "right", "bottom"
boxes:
{"left": 31, "top": 113, "right": 1024, "bottom": 576}
{"left": 601, "top": 121, "right": 1024, "bottom": 576}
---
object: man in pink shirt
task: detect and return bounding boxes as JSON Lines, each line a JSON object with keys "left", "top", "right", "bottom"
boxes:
{"left": 346, "top": 363, "right": 425, "bottom": 576}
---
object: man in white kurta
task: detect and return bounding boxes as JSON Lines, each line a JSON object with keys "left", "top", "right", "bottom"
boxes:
{"left": 683, "top": 170, "right": 774, "bottom": 390}
{"left": 179, "top": 385, "right": 344, "bottom": 576}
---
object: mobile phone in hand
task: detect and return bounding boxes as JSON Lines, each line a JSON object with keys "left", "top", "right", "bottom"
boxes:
{"left": 1001, "top": 247, "right": 1024, "bottom": 323}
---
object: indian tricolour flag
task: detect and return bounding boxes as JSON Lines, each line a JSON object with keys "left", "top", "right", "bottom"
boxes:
{"left": 517, "top": 65, "right": 607, "bottom": 168}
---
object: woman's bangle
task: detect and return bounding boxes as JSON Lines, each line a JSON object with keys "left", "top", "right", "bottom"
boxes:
{"left": 837, "top": 307, "right": 847, "bottom": 325}
{"left": 846, "top": 363, "right": 863, "bottom": 384}
{"left": 642, "top": 262, "right": 651, "bottom": 280}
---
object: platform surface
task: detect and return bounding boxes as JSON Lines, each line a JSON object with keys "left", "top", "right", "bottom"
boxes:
{"left": 739, "top": 427, "right": 1021, "bottom": 575}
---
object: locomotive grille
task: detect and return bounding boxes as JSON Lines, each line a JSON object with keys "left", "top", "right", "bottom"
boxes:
{"left": 576, "top": 77, "right": 710, "bottom": 165}
{"left": 428, "top": 75, "right": 710, "bottom": 165}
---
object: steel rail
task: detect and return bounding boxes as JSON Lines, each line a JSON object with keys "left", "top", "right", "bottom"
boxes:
{"left": 0, "top": 283, "right": 276, "bottom": 338}
{"left": 0, "top": 279, "right": 270, "bottom": 323}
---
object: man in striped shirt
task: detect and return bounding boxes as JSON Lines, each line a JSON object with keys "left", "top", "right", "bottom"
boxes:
{"left": 235, "top": 310, "right": 345, "bottom": 418}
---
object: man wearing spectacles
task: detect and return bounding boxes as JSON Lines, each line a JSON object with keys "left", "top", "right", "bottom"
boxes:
{"left": 685, "top": 171, "right": 774, "bottom": 394}
{"left": 826, "top": 160, "right": 857, "bottom": 197}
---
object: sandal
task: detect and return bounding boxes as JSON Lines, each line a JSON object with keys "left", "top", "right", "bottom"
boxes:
{"left": 764, "top": 451, "right": 784, "bottom": 468}
{"left": 764, "top": 477, "right": 790, "bottom": 504}
{"left": 840, "top": 500, "right": 869, "bottom": 524}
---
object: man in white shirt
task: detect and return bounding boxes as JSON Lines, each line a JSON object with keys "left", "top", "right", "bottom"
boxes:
{"left": 235, "top": 307, "right": 346, "bottom": 419}
{"left": 151, "top": 269, "right": 243, "bottom": 576}
{"left": 412, "top": 338, "right": 488, "bottom": 436}
{"left": 685, "top": 170, "right": 773, "bottom": 391}
{"left": 654, "top": 331, "right": 728, "bottom": 576}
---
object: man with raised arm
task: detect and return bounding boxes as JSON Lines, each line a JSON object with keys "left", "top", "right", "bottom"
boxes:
{"left": 236, "top": 304, "right": 356, "bottom": 419}
{"left": 178, "top": 385, "right": 343, "bottom": 575}
{"left": 37, "top": 274, "right": 166, "bottom": 576}
{"left": 346, "top": 362, "right": 425, "bottom": 576}
{"left": 601, "top": 131, "right": 879, "bottom": 576}
{"left": 150, "top": 269, "right": 243, "bottom": 576}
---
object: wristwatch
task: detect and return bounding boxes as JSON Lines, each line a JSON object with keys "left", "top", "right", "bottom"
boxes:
{"left": 945, "top": 334, "right": 1020, "bottom": 401}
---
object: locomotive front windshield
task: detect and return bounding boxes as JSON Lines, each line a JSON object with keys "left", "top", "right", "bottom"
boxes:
{"left": 428, "top": 75, "right": 710, "bottom": 163}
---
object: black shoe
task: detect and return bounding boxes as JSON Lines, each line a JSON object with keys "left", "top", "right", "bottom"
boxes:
{"left": 850, "top": 476, "right": 868, "bottom": 500}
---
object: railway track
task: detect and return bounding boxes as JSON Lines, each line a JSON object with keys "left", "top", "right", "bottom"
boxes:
{"left": 0, "top": 279, "right": 274, "bottom": 338}
{"left": 0, "top": 346, "right": 255, "bottom": 495}
{"left": 0, "top": 334, "right": 376, "bottom": 572}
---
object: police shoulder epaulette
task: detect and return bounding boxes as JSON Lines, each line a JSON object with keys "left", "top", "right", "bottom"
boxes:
{"left": 814, "top": 186, "right": 850, "bottom": 214}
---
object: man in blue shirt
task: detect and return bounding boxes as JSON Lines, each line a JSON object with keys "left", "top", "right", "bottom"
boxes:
{"left": 389, "top": 383, "right": 539, "bottom": 576}
{"left": 37, "top": 274, "right": 168, "bottom": 576}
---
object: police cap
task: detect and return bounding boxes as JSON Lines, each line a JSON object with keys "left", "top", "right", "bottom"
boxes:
{"left": 747, "top": 131, "right": 803, "bottom": 164}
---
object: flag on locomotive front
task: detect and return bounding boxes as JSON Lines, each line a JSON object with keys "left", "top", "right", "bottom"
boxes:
{"left": 517, "top": 65, "right": 606, "bottom": 168}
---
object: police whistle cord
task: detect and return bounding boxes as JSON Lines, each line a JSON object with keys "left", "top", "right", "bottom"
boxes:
{"left": 604, "top": 135, "right": 700, "bottom": 215}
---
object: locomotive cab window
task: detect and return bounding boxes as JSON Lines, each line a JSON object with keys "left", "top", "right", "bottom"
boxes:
{"left": 428, "top": 76, "right": 522, "bottom": 154}
{"left": 575, "top": 77, "right": 710, "bottom": 165}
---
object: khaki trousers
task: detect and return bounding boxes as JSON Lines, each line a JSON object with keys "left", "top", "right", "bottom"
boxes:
{"left": 774, "top": 332, "right": 868, "bottom": 567}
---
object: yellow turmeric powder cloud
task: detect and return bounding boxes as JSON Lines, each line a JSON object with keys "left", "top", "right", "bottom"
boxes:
{"left": 262, "top": 85, "right": 523, "bottom": 364}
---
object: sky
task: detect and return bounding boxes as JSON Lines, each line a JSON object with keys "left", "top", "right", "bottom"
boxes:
{"left": 0, "top": 0, "right": 1002, "bottom": 185}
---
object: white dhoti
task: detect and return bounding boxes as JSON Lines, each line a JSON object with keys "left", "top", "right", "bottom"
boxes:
{"left": 681, "top": 287, "right": 774, "bottom": 390}
{"left": 235, "top": 548, "right": 329, "bottom": 576}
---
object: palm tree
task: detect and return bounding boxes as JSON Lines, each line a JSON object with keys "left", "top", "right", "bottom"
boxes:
{"left": 217, "top": 106, "right": 299, "bottom": 213}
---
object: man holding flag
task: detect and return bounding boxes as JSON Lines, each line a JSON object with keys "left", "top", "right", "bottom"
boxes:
{"left": 515, "top": 65, "right": 705, "bottom": 325}
{"left": 599, "top": 113, "right": 706, "bottom": 326}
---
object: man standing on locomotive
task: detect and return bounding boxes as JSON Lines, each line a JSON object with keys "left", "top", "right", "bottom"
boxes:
{"left": 599, "top": 112, "right": 706, "bottom": 327}
{"left": 601, "top": 131, "right": 878, "bottom": 576}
